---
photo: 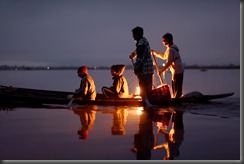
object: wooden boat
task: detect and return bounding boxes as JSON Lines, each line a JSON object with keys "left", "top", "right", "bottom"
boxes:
{"left": 0, "top": 85, "right": 235, "bottom": 107}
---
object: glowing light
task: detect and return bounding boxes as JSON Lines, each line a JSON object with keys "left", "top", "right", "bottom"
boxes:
{"left": 156, "top": 122, "right": 163, "bottom": 128}
{"left": 156, "top": 121, "right": 168, "bottom": 131}
{"left": 136, "top": 107, "right": 144, "bottom": 115}
{"left": 162, "top": 63, "right": 165, "bottom": 79}
{"left": 134, "top": 86, "right": 141, "bottom": 98}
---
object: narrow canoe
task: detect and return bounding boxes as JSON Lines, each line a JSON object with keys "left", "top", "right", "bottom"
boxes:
{"left": 0, "top": 85, "right": 234, "bottom": 107}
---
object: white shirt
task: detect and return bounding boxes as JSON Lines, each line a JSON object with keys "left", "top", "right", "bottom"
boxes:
{"left": 159, "top": 44, "right": 184, "bottom": 75}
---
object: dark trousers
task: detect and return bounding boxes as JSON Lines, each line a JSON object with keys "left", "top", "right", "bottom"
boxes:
{"left": 102, "top": 87, "right": 118, "bottom": 98}
{"left": 172, "top": 111, "right": 184, "bottom": 130}
{"left": 137, "top": 74, "right": 153, "bottom": 101}
{"left": 172, "top": 72, "right": 184, "bottom": 98}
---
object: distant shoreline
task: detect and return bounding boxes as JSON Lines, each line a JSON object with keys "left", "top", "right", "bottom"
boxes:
{"left": 0, "top": 64, "right": 240, "bottom": 71}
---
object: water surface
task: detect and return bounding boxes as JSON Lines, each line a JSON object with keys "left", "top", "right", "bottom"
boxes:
{"left": 0, "top": 69, "right": 240, "bottom": 160}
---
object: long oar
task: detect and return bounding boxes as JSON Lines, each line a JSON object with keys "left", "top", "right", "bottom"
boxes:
{"left": 152, "top": 54, "right": 164, "bottom": 85}
{"left": 67, "top": 94, "right": 74, "bottom": 107}
{"left": 68, "top": 98, "right": 74, "bottom": 107}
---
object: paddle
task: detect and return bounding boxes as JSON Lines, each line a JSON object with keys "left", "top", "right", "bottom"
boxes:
{"left": 152, "top": 54, "right": 164, "bottom": 85}
{"left": 67, "top": 94, "right": 74, "bottom": 107}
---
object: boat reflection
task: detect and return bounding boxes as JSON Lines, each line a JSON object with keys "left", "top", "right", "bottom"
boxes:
{"left": 130, "top": 106, "right": 185, "bottom": 160}
{"left": 102, "top": 106, "right": 128, "bottom": 135}
{"left": 153, "top": 108, "right": 184, "bottom": 160}
{"left": 71, "top": 105, "right": 98, "bottom": 140}
{"left": 51, "top": 104, "right": 184, "bottom": 160}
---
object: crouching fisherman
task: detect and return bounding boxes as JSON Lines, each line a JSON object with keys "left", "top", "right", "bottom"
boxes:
{"left": 72, "top": 66, "right": 96, "bottom": 100}
{"left": 102, "top": 64, "right": 129, "bottom": 98}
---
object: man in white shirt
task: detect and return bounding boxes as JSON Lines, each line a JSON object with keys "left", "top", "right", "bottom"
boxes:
{"left": 151, "top": 33, "right": 184, "bottom": 98}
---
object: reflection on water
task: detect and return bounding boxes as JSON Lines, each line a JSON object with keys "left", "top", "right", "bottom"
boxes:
{"left": 130, "top": 106, "right": 185, "bottom": 160}
{"left": 0, "top": 69, "right": 240, "bottom": 160}
{"left": 130, "top": 107, "right": 155, "bottom": 160}
{"left": 0, "top": 103, "right": 240, "bottom": 160}
{"left": 71, "top": 105, "right": 98, "bottom": 140}
{"left": 102, "top": 106, "right": 128, "bottom": 136}
{"left": 153, "top": 109, "right": 184, "bottom": 160}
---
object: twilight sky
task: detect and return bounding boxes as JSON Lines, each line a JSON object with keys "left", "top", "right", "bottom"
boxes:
{"left": 0, "top": 0, "right": 240, "bottom": 67}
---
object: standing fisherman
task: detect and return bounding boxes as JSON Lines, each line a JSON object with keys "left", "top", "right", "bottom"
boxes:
{"left": 129, "top": 26, "right": 154, "bottom": 107}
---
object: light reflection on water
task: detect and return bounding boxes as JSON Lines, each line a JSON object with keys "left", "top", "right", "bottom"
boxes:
{"left": 0, "top": 69, "right": 240, "bottom": 160}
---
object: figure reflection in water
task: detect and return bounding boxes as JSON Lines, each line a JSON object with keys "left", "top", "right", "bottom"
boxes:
{"left": 71, "top": 105, "right": 98, "bottom": 140}
{"left": 102, "top": 106, "right": 128, "bottom": 135}
{"left": 154, "top": 110, "right": 184, "bottom": 160}
{"left": 130, "top": 107, "right": 154, "bottom": 160}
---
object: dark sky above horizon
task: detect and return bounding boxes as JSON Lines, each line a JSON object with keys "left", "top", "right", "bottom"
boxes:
{"left": 0, "top": 0, "right": 240, "bottom": 67}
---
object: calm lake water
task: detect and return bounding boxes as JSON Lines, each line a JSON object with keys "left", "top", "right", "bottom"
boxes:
{"left": 0, "top": 69, "right": 241, "bottom": 161}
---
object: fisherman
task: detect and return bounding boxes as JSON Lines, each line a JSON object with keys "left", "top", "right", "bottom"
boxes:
{"left": 151, "top": 33, "right": 184, "bottom": 98}
{"left": 74, "top": 66, "right": 96, "bottom": 100}
{"left": 102, "top": 64, "right": 129, "bottom": 98}
{"left": 129, "top": 26, "right": 154, "bottom": 107}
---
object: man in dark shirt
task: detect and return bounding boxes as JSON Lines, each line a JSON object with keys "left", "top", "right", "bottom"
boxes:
{"left": 129, "top": 26, "right": 154, "bottom": 107}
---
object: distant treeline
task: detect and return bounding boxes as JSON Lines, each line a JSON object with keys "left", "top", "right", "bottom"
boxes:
{"left": 0, "top": 64, "right": 240, "bottom": 71}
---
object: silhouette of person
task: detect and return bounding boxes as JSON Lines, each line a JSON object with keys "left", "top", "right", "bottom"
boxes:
{"left": 151, "top": 33, "right": 184, "bottom": 98}
{"left": 153, "top": 110, "right": 184, "bottom": 160}
{"left": 129, "top": 26, "right": 154, "bottom": 107}
{"left": 130, "top": 107, "right": 154, "bottom": 160}
{"left": 74, "top": 66, "right": 96, "bottom": 100}
{"left": 71, "top": 105, "right": 98, "bottom": 140}
{"left": 102, "top": 106, "right": 128, "bottom": 135}
{"left": 102, "top": 65, "right": 129, "bottom": 98}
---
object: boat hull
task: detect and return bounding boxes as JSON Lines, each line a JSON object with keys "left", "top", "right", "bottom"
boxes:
{"left": 0, "top": 85, "right": 234, "bottom": 107}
